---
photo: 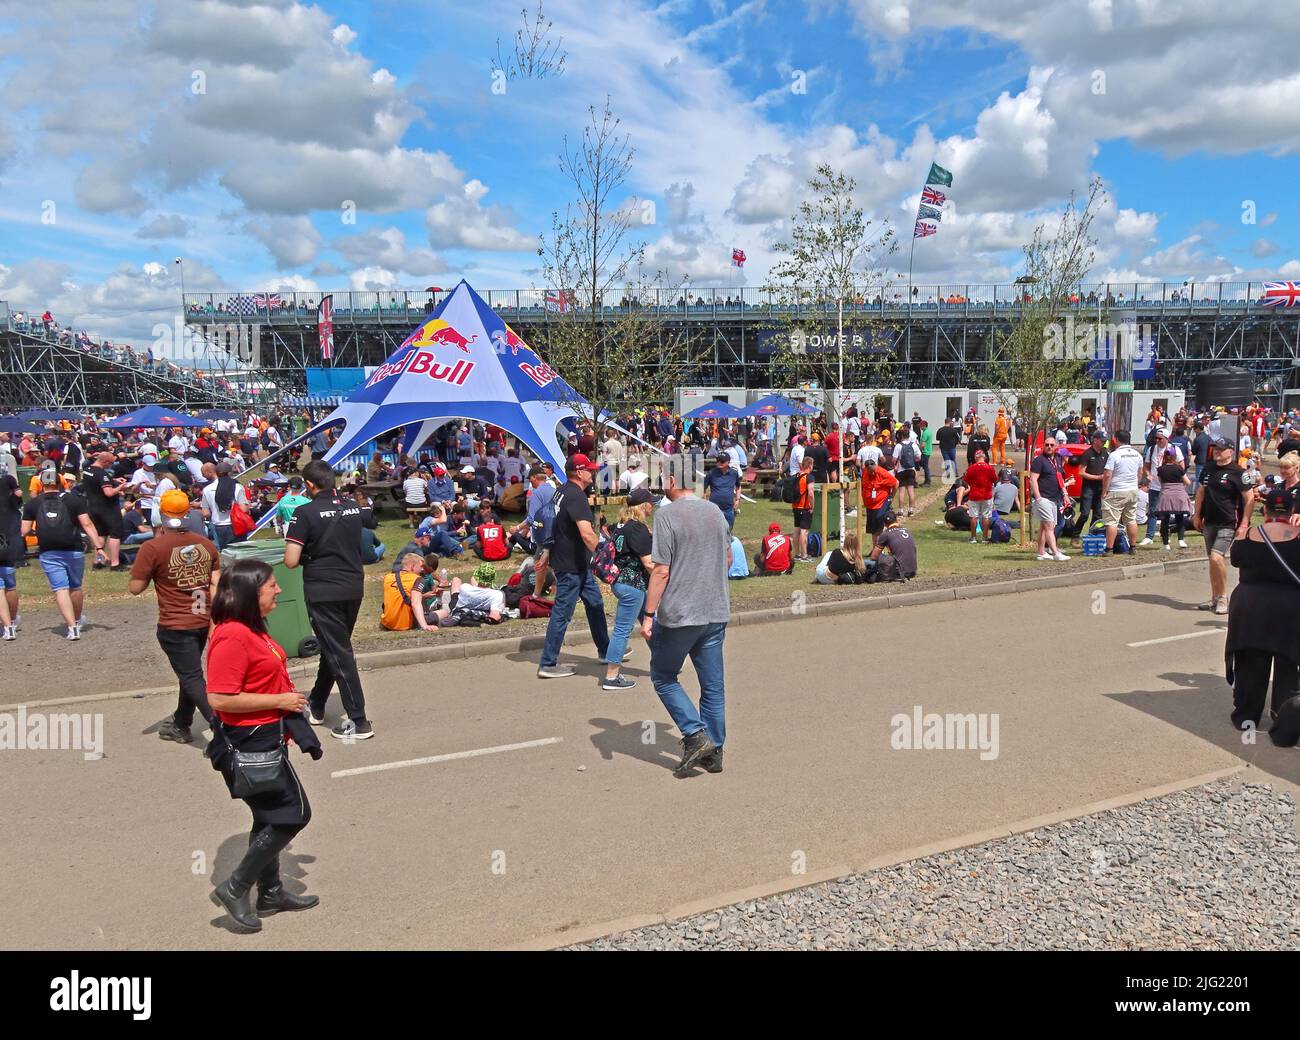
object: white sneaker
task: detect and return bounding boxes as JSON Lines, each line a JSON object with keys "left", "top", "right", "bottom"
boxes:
{"left": 1178, "top": 539, "right": 1188, "bottom": 549}
{"left": 11, "top": 614, "right": 19, "bottom": 629}
{"left": 1138, "top": 537, "right": 1153, "bottom": 547}
{"left": 65, "top": 625, "right": 80, "bottom": 641}
{"left": 1053, "top": 551, "right": 1070, "bottom": 561}
{"left": 1, "top": 625, "right": 14, "bottom": 641}
{"left": 1163, "top": 544, "right": 1172, "bottom": 552}
{"left": 1036, "top": 552, "right": 1052, "bottom": 561}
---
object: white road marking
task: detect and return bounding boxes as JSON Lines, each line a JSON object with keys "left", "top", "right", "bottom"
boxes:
{"left": 1127, "top": 629, "right": 1225, "bottom": 648}
{"left": 330, "top": 736, "right": 563, "bottom": 779}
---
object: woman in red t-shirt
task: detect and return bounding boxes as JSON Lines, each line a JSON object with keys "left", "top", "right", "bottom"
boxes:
{"left": 206, "top": 559, "right": 318, "bottom": 933}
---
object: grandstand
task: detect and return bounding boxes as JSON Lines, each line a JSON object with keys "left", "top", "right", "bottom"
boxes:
{"left": 0, "top": 302, "right": 256, "bottom": 411}
{"left": 187, "top": 282, "right": 1300, "bottom": 405}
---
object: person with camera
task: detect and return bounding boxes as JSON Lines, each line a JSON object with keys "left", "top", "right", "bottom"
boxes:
{"left": 206, "top": 559, "right": 321, "bottom": 933}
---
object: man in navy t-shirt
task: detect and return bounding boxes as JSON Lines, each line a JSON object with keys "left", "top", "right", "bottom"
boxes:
{"left": 701, "top": 453, "right": 741, "bottom": 529}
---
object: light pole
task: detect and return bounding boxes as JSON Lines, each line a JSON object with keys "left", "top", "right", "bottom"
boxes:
{"left": 174, "top": 258, "right": 187, "bottom": 366}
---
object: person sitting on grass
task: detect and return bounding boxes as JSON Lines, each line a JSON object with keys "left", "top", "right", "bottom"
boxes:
{"left": 380, "top": 553, "right": 425, "bottom": 631}
{"left": 815, "top": 530, "right": 869, "bottom": 585}
{"left": 961, "top": 449, "right": 998, "bottom": 544}
{"left": 865, "top": 512, "right": 918, "bottom": 582}
{"left": 426, "top": 563, "right": 506, "bottom": 626}
{"left": 754, "top": 521, "right": 795, "bottom": 576}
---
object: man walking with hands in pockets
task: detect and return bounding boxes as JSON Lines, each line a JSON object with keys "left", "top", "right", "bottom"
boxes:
{"left": 641, "top": 472, "right": 733, "bottom": 777}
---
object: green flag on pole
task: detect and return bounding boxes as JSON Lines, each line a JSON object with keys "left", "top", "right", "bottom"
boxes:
{"left": 925, "top": 162, "right": 953, "bottom": 187}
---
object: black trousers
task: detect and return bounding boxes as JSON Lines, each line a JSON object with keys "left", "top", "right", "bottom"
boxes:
{"left": 1232, "top": 648, "right": 1300, "bottom": 728}
{"left": 156, "top": 625, "right": 212, "bottom": 728}
{"left": 307, "top": 598, "right": 367, "bottom": 725}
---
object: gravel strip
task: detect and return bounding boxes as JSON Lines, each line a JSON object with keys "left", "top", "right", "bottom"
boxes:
{"left": 571, "top": 780, "right": 1300, "bottom": 950}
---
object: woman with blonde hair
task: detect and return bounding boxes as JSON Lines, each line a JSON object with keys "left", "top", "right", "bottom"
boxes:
{"left": 1276, "top": 452, "right": 1300, "bottom": 514}
{"left": 815, "top": 530, "right": 869, "bottom": 585}
{"left": 602, "top": 488, "right": 657, "bottom": 690}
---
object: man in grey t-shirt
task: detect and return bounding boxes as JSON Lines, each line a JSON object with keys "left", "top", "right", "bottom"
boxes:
{"left": 641, "top": 474, "right": 732, "bottom": 777}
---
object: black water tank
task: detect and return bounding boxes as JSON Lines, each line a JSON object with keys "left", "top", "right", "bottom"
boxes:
{"left": 1193, "top": 366, "right": 1254, "bottom": 410}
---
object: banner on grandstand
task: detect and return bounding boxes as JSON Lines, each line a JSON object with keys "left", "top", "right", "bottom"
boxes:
{"left": 318, "top": 295, "right": 334, "bottom": 360}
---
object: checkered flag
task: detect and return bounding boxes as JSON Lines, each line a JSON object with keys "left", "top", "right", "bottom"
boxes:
{"left": 228, "top": 295, "right": 256, "bottom": 316}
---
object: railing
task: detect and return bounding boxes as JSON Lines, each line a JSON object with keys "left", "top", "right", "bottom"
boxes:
{"left": 3, "top": 315, "right": 243, "bottom": 397}
{"left": 183, "top": 282, "right": 1294, "bottom": 323}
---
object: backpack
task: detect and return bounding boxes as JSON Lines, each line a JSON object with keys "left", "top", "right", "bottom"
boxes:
{"left": 780, "top": 475, "right": 797, "bottom": 504}
{"left": 533, "top": 484, "right": 560, "bottom": 548}
{"left": 988, "top": 509, "right": 1011, "bottom": 543}
{"left": 807, "top": 531, "right": 822, "bottom": 557}
{"left": 518, "top": 595, "right": 554, "bottom": 618}
{"left": 229, "top": 500, "right": 256, "bottom": 537}
{"left": 590, "top": 537, "right": 620, "bottom": 585}
{"left": 898, "top": 442, "right": 917, "bottom": 470}
{"left": 36, "top": 492, "right": 80, "bottom": 547}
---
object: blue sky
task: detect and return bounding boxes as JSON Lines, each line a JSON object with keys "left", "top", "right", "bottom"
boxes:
{"left": 0, "top": 0, "right": 1295, "bottom": 347}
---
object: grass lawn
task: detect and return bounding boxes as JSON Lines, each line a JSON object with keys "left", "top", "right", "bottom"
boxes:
{"left": 9, "top": 480, "right": 1208, "bottom": 649}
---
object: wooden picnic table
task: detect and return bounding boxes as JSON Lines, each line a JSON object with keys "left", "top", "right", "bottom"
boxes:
{"left": 360, "top": 480, "right": 403, "bottom": 512}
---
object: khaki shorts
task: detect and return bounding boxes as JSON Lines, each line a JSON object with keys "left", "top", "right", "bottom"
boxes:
{"left": 1032, "top": 498, "right": 1058, "bottom": 525}
{"left": 1203, "top": 524, "right": 1235, "bottom": 558}
{"left": 1102, "top": 489, "right": 1138, "bottom": 527}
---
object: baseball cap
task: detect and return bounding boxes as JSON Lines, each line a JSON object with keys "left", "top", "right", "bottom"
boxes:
{"left": 141, "top": 453, "right": 158, "bottom": 466}
{"left": 216, "top": 460, "right": 234, "bottom": 475}
{"left": 1211, "top": 437, "right": 1231, "bottom": 450}
{"left": 460, "top": 465, "right": 476, "bottom": 474}
{"left": 472, "top": 562, "right": 498, "bottom": 585}
{"left": 768, "top": 522, "right": 782, "bottom": 533}
{"left": 715, "top": 451, "right": 730, "bottom": 461}
{"left": 159, "top": 489, "right": 190, "bottom": 524}
{"left": 566, "top": 453, "right": 600, "bottom": 473}
{"left": 627, "top": 487, "right": 656, "bottom": 506}
{"left": 432, "top": 464, "right": 446, "bottom": 475}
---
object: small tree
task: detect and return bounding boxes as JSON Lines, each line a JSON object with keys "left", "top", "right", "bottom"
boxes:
{"left": 492, "top": 3, "right": 566, "bottom": 81}
{"left": 765, "top": 164, "right": 898, "bottom": 534}
{"left": 987, "top": 177, "right": 1105, "bottom": 544}
{"left": 537, "top": 98, "right": 687, "bottom": 443}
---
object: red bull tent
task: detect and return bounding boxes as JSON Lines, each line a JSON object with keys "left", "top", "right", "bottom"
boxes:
{"left": 301, "top": 279, "right": 587, "bottom": 473}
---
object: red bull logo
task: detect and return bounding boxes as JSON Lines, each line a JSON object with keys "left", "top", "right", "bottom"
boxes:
{"left": 519, "top": 360, "right": 559, "bottom": 388}
{"left": 405, "top": 318, "right": 477, "bottom": 353}
{"left": 365, "top": 350, "right": 474, "bottom": 388}
{"left": 489, "top": 324, "right": 527, "bottom": 356}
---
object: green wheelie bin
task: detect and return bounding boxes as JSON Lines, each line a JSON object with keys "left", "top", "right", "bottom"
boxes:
{"left": 17, "top": 466, "right": 37, "bottom": 502}
{"left": 219, "top": 538, "right": 319, "bottom": 659}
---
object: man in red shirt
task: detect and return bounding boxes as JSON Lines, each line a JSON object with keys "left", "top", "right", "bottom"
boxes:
{"left": 961, "top": 449, "right": 998, "bottom": 543}
{"left": 825, "top": 426, "right": 842, "bottom": 482}
{"left": 859, "top": 459, "right": 899, "bottom": 546}
{"left": 755, "top": 522, "right": 794, "bottom": 575}
{"left": 474, "top": 518, "right": 510, "bottom": 561}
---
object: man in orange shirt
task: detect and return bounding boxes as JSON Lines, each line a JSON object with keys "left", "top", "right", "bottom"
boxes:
{"left": 993, "top": 408, "right": 1009, "bottom": 465}
{"left": 860, "top": 458, "right": 899, "bottom": 547}
{"left": 791, "top": 457, "right": 814, "bottom": 561}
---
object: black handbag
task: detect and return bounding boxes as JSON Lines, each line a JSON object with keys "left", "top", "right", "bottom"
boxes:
{"left": 215, "top": 718, "right": 289, "bottom": 798}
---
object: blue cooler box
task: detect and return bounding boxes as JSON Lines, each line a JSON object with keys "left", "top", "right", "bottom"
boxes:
{"left": 1081, "top": 533, "right": 1108, "bottom": 557}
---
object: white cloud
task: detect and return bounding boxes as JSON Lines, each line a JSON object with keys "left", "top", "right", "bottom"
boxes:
{"left": 425, "top": 180, "right": 534, "bottom": 251}
{"left": 245, "top": 216, "right": 324, "bottom": 269}
{"left": 135, "top": 213, "right": 194, "bottom": 240}
{"left": 332, "top": 226, "right": 449, "bottom": 277}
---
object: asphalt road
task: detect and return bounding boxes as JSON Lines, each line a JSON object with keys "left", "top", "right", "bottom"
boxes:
{"left": 4, "top": 565, "right": 1295, "bottom": 950}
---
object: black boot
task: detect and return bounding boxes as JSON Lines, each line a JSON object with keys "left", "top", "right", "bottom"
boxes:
{"left": 256, "top": 854, "right": 319, "bottom": 915}
{"left": 213, "top": 878, "right": 261, "bottom": 932}
{"left": 673, "top": 729, "right": 717, "bottom": 777}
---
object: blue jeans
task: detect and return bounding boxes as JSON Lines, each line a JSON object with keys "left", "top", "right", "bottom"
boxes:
{"left": 125, "top": 531, "right": 154, "bottom": 546}
{"left": 540, "top": 570, "right": 610, "bottom": 668}
{"left": 649, "top": 621, "right": 727, "bottom": 749}
{"left": 605, "top": 582, "right": 646, "bottom": 666}
{"left": 941, "top": 448, "right": 957, "bottom": 480}
{"left": 716, "top": 504, "right": 735, "bottom": 530}
{"left": 425, "top": 526, "right": 464, "bottom": 557}
{"left": 1146, "top": 488, "right": 1161, "bottom": 539}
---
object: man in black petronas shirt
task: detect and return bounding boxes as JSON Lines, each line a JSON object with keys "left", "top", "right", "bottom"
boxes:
{"left": 285, "top": 460, "right": 374, "bottom": 740}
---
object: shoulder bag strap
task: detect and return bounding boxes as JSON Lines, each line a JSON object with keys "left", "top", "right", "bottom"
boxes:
{"left": 1258, "top": 524, "right": 1300, "bottom": 589}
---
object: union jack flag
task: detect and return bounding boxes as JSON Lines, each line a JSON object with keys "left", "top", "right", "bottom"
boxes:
{"left": 544, "top": 290, "right": 574, "bottom": 313}
{"left": 253, "top": 293, "right": 282, "bottom": 310}
{"left": 922, "top": 186, "right": 947, "bottom": 208}
{"left": 913, "top": 221, "right": 937, "bottom": 239}
{"left": 318, "top": 295, "right": 334, "bottom": 360}
{"left": 731, "top": 247, "right": 747, "bottom": 268}
{"left": 1261, "top": 281, "right": 1300, "bottom": 308}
